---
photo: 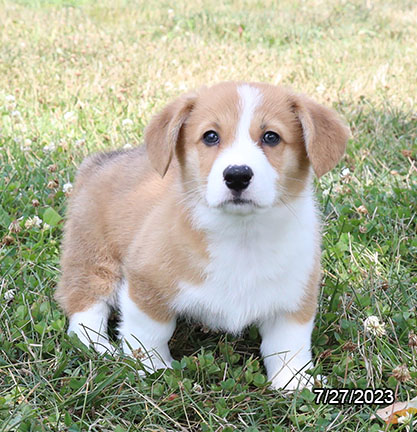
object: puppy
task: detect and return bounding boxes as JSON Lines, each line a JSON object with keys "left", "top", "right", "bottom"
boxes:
{"left": 56, "top": 82, "right": 349, "bottom": 390}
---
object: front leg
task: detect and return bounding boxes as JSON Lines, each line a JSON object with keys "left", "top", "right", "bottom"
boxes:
{"left": 118, "top": 280, "right": 176, "bottom": 373}
{"left": 259, "top": 314, "right": 315, "bottom": 390}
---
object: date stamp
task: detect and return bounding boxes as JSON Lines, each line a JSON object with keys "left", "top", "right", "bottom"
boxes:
{"left": 313, "top": 388, "right": 395, "bottom": 405}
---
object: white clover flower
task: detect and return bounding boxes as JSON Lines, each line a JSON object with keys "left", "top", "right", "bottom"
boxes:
{"left": 25, "top": 216, "right": 42, "bottom": 229}
{"left": 24, "top": 218, "right": 33, "bottom": 229}
{"left": 24, "top": 138, "right": 32, "bottom": 147}
{"left": 122, "top": 118, "right": 134, "bottom": 128}
{"left": 364, "top": 316, "right": 386, "bottom": 337}
{"left": 4, "top": 289, "right": 15, "bottom": 301}
{"left": 64, "top": 111, "right": 76, "bottom": 122}
{"left": 11, "top": 110, "right": 22, "bottom": 121}
{"left": 42, "top": 223, "right": 51, "bottom": 230}
{"left": 123, "top": 143, "right": 133, "bottom": 149}
{"left": 322, "top": 189, "right": 330, "bottom": 197}
{"left": 75, "top": 138, "right": 85, "bottom": 147}
{"left": 397, "top": 411, "right": 412, "bottom": 425}
{"left": 43, "top": 143, "right": 56, "bottom": 152}
{"left": 341, "top": 167, "right": 350, "bottom": 177}
{"left": 63, "top": 182, "right": 73, "bottom": 194}
{"left": 316, "top": 83, "right": 326, "bottom": 94}
{"left": 5, "top": 95, "right": 15, "bottom": 103}
{"left": 357, "top": 205, "right": 369, "bottom": 215}
{"left": 8, "top": 220, "right": 21, "bottom": 233}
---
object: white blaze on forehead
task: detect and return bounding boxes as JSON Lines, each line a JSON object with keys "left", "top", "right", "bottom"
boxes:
{"left": 204, "top": 84, "right": 278, "bottom": 209}
{"left": 236, "top": 84, "right": 262, "bottom": 143}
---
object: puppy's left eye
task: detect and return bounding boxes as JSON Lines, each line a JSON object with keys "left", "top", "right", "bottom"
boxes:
{"left": 262, "top": 131, "right": 281, "bottom": 146}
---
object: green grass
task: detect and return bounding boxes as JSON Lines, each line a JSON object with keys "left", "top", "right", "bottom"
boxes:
{"left": 1, "top": 0, "right": 416, "bottom": 430}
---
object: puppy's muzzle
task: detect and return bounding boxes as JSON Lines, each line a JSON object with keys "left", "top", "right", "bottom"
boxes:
{"left": 223, "top": 165, "right": 253, "bottom": 193}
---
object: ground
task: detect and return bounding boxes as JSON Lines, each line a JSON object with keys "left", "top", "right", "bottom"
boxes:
{"left": 0, "top": 0, "right": 416, "bottom": 431}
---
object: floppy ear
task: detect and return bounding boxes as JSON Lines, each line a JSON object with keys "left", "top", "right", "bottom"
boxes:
{"left": 295, "top": 96, "right": 350, "bottom": 178}
{"left": 145, "top": 92, "right": 197, "bottom": 177}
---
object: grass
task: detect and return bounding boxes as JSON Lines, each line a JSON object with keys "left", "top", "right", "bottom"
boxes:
{"left": 0, "top": 0, "right": 416, "bottom": 430}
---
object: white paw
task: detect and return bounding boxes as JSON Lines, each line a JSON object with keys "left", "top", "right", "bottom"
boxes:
{"left": 68, "top": 326, "right": 113, "bottom": 355}
{"left": 123, "top": 341, "right": 173, "bottom": 374}
{"left": 90, "top": 340, "right": 115, "bottom": 355}
{"left": 269, "top": 369, "right": 314, "bottom": 391}
{"left": 137, "top": 356, "right": 173, "bottom": 375}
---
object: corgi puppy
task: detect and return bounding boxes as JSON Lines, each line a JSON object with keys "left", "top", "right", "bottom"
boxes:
{"left": 56, "top": 82, "right": 349, "bottom": 390}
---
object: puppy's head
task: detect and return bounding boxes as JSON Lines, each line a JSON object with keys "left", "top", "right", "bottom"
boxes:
{"left": 145, "top": 82, "right": 349, "bottom": 214}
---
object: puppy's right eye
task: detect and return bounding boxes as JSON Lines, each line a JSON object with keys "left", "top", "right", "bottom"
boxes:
{"left": 202, "top": 130, "right": 220, "bottom": 146}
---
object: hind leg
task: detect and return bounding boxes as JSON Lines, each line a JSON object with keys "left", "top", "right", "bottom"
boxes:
{"left": 67, "top": 300, "right": 113, "bottom": 354}
{"left": 57, "top": 243, "right": 121, "bottom": 354}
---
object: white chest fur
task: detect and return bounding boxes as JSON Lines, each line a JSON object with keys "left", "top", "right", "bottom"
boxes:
{"left": 171, "top": 195, "right": 319, "bottom": 333}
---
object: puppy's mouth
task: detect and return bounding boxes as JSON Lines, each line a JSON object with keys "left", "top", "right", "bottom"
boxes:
{"left": 226, "top": 197, "right": 255, "bottom": 206}
{"left": 219, "top": 196, "right": 260, "bottom": 214}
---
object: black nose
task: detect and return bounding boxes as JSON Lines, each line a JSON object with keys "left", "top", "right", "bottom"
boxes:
{"left": 223, "top": 165, "right": 254, "bottom": 192}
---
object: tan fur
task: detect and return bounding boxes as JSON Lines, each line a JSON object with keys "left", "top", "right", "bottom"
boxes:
{"left": 57, "top": 81, "right": 348, "bottom": 325}
{"left": 289, "top": 248, "right": 322, "bottom": 324}
{"left": 145, "top": 92, "right": 197, "bottom": 177}
{"left": 295, "top": 95, "right": 350, "bottom": 178}
{"left": 248, "top": 84, "right": 311, "bottom": 199}
{"left": 123, "top": 194, "right": 209, "bottom": 322}
{"left": 57, "top": 148, "right": 208, "bottom": 321}
{"left": 178, "top": 83, "right": 240, "bottom": 191}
